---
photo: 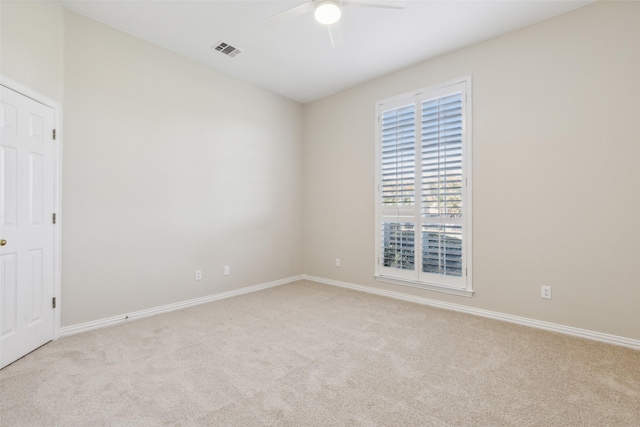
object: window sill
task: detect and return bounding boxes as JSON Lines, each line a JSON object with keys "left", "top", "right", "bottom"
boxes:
{"left": 374, "top": 275, "right": 474, "bottom": 298}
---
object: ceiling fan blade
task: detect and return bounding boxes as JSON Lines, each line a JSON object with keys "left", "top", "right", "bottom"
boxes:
{"left": 342, "top": 0, "right": 407, "bottom": 9}
{"left": 327, "top": 21, "right": 345, "bottom": 48}
{"left": 264, "top": 2, "right": 315, "bottom": 26}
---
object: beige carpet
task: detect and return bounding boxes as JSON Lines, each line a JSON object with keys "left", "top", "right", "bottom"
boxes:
{"left": 1, "top": 280, "right": 638, "bottom": 426}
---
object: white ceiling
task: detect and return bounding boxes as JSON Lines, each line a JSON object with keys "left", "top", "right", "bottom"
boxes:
{"left": 61, "top": 0, "right": 594, "bottom": 103}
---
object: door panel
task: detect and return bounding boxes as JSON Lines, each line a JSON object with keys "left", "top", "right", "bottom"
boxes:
{"left": 0, "top": 86, "right": 55, "bottom": 368}
{"left": 29, "top": 152, "right": 45, "bottom": 225}
{"left": 0, "top": 252, "right": 18, "bottom": 337}
{"left": 29, "top": 248, "right": 44, "bottom": 325}
{"left": 0, "top": 145, "right": 18, "bottom": 227}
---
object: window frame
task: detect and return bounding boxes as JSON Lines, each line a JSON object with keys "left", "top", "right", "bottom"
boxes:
{"left": 374, "top": 76, "right": 473, "bottom": 297}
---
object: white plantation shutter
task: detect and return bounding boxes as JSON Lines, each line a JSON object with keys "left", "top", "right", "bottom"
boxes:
{"left": 420, "top": 92, "right": 464, "bottom": 284}
{"left": 422, "top": 223, "right": 463, "bottom": 277}
{"left": 378, "top": 101, "right": 417, "bottom": 278}
{"left": 376, "top": 79, "right": 471, "bottom": 293}
{"left": 421, "top": 94, "right": 463, "bottom": 220}
{"left": 381, "top": 103, "right": 416, "bottom": 211}
{"left": 381, "top": 222, "right": 415, "bottom": 271}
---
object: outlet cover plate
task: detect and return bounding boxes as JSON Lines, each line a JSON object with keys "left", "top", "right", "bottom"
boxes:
{"left": 541, "top": 285, "right": 551, "bottom": 299}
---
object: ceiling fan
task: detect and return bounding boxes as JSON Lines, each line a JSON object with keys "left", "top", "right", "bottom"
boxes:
{"left": 265, "top": 0, "right": 407, "bottom": 48}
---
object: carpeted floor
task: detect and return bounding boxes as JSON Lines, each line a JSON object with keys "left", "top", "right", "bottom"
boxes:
{"left": 1, "top": 280, "right": 638, "bottom": 426}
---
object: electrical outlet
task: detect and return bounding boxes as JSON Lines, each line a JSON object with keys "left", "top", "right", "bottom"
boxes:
{"left": 195, "top": 270, "right": 202, "bottom": 281}
{"left": 335, "top": 258, "right": 341, "bottom": 267}
{"left": 224, "top": 265, "right": 230, "bottom": 276}
{"left": 541, "top": 285, "right": 551, "bottom": 299}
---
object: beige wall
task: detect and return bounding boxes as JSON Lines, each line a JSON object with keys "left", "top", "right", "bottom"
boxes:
{"left": 302, "top": 1, "right": 640, "bottom": 340}
{"left": 62, "top": 11, "right": 303, "bottom": 326}
{"left": 0, "top": 1, "right": 65, "bottom": 102}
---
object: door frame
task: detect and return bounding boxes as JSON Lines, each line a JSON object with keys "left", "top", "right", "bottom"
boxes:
{"left": 1, "top": 75, "right": 62, "bottom": 340}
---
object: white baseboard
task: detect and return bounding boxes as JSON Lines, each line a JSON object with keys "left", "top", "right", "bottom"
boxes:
{"left": 303, "top": 275, "right": 640, "bottom": 351}
{"left": 60, "top": 275, "right": 304, "bottom": 337}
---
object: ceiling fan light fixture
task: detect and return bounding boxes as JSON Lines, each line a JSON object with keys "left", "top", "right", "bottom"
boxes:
{"left": 314, "top": 1, "right": 341, "bottom": 25}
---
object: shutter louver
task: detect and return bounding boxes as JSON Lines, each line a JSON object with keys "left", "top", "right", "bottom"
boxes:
{"left": 381, "top": 105, "right": 416, "bottom": 206}
{"left": 422, "top": 224, "right": 462, "bottom": 276}
{"left": 421, "top": 93, "right": 463, "bottom": 219}
{"left": 381, "top": 222, "right": 415, "bottom": 271}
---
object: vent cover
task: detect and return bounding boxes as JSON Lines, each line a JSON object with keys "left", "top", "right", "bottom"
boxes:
{"left": 212, "top": 41, "right": 242, "bottom": 58}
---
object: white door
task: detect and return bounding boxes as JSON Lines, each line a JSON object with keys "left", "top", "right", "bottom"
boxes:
{"left": 0, "top": 85, "right": 56, "bottom": 369}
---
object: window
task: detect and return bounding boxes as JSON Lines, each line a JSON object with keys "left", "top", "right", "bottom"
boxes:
{"left": 375, "top": 78, "right": 472, "bottom": 296}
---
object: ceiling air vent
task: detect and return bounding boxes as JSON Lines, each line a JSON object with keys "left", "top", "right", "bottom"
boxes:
{"left": 212, "top": 41, "right": 242, "bottom": 58}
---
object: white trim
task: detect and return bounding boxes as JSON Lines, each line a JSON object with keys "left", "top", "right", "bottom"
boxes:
{"left": 304, "top": 275, "right": 640, "bottom": 351}
{"left": 0, "top": 75, "right": 63, "bottom": 341}
{"left": 462, "top": 76, "right": 473, "bottom": 290}
{"left": 60, "top": 275, "right": 304, "bottom": 337}
{"left": 379, "top": 76, "right": 472, "bottom": 105}
{"left": 375, "top": 274, "right": 473, "bottom": 297}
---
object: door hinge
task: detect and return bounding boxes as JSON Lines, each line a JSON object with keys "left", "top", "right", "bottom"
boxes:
{"left": 52, "top": 129, "right": 57, "bottom": 140}
{"left": 466, "top": 268, "right": 468, "bottom": 276}
{"left": 52, "top": 213, "right": 56, "bottom": 224}
{"left": 52, "top": 297, "right": 56, "bottom": 309}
